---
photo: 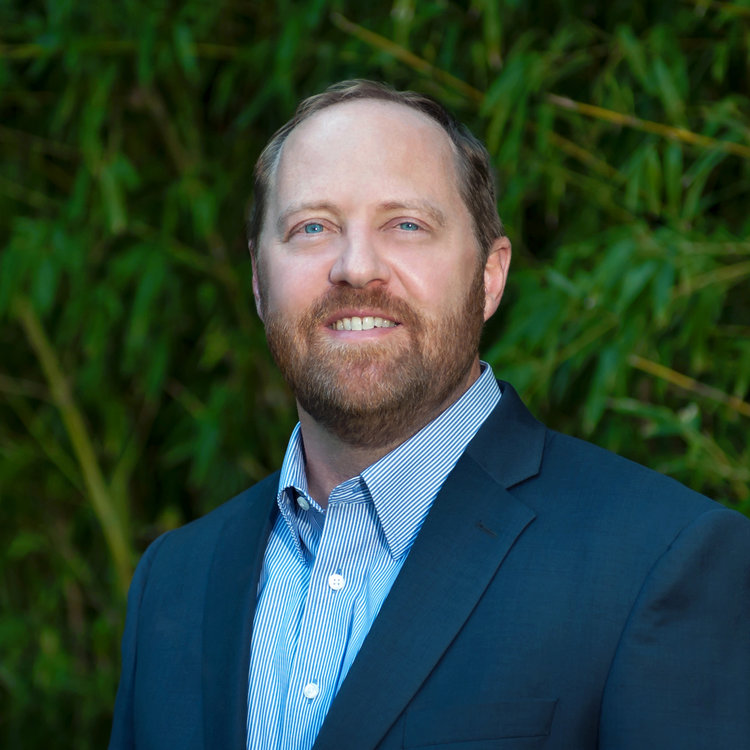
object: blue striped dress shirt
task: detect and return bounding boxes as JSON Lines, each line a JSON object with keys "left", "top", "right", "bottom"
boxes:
{"left": 246, "top": 364, "right": 501, "bottom": 750}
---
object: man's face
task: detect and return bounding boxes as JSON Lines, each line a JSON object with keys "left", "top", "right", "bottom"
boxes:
{"left": 254, "top": 99, "right": 507, "bottom": 448}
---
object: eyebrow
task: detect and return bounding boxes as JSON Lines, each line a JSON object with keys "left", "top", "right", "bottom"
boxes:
{"left": 275, "top": 202, "right": 339, "bottom": 236}
{"left": 378, "top": 200, "right": 447, "bottom": 228}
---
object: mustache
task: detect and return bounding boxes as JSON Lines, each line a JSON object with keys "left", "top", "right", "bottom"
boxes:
{"left": 304, "top": 286, "right": 422, "bottom": 328}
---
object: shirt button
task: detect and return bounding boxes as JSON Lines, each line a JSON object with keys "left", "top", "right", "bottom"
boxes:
{"left": 328, "top": 573, "right": 345, "bottom": 591}
{"left": 302, "top": 682, "right": 319, "bottom": 700}
{"left": 296, "top": 495, "right": 310, "bottom": 511}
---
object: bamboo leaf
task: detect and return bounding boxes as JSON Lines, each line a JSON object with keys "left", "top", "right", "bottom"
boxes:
{"left": 173, "top": 23, "right": 198, "bottom": 81}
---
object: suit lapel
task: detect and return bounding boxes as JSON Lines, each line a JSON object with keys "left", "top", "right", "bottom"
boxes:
{"left": 313, "top": 382, "right": 546, "bottom": 750}
{"left": 201, "top": 472, "right": 279, "bottom": 750}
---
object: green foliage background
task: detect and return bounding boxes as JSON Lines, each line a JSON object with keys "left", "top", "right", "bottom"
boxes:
{"left": 1, "top": 0, "right": 749, "bottom": 745}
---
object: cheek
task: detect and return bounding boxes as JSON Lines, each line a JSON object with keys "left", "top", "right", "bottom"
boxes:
{"left": 395, "top": 256, "right": 477, "bottom": 309}
{"left": 262, "top": 265, "right": 332, "bottom": 325}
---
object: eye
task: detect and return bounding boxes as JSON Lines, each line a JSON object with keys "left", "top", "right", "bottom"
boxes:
{"left": 397, "top": 221, "right": 421, "bottom": 231}
{"left": 303, "top": 222, "right": 325, "bottom": 234}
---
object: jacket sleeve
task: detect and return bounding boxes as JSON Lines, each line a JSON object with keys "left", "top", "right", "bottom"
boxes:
{"left": 599, "top": 507, "right": 750, "bottom": 748}
{"left": 108, "top": 535, "right": 167, "bottom": 750}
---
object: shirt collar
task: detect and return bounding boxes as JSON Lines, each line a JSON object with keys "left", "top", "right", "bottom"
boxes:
{"left": 362, "top": 363, "right": 500, "bottom": 557}
{"left": 275, "top": 424, "right": 316, "bottom": 553}
{"left": 276, "top": 362, "right": 501, "bottom": 559}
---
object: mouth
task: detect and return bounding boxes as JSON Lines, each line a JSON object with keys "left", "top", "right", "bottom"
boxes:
{"left": 329, "top": 315, "right": 399, "bottom": 331}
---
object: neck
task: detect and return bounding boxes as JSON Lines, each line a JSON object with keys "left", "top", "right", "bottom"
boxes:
{"left": 297, "top": 410, "right": 401, "bottom": 508}
{"left": 297, "top": 358, "right": 482, "bottom": 507}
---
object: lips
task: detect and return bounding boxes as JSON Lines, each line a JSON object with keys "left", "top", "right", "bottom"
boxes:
{"left": 330, "top": 316, "right": 398, "bottom": 331}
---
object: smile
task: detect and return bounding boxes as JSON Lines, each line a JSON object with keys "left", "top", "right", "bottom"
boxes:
{"left": 330, "top": 316, "right": 398, "bottom": 331}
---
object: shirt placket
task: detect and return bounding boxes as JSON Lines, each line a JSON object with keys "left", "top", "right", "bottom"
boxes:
{"left": 247, "top": 511, "right": 312, "bottom": 750}
{"left": 281, "top": 484, "right": 375, "bottom": 749}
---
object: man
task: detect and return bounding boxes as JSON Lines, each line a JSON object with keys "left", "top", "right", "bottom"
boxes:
{"left": 109, "top": 80, "right": 750, "bottom": 749}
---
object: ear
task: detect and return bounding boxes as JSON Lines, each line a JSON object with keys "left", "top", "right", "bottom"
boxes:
{"left": 250, "top": 243, "right": 265, "bottom": 322}
{"left": 482, "top": 235, "right": 511, "bottom": 321}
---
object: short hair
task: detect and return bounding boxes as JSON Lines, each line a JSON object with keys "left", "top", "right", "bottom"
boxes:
{"left": 247, "top": 80, "right": 504, "bottom": 261}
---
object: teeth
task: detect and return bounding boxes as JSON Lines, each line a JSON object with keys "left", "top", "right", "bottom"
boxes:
{"left": 332, "top": 316, "right": 396, "bottom": 331}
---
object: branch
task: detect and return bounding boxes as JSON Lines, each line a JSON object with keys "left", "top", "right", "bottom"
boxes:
{"left": 675, "top": 259, "right": 750, "bottom": 296}
{"left": 4, "top": 393, "right": 84, "bottom": 492}
{"left": 0, "top": 174, "right": 58, "bottom": 209}
{"left": 0, "top": 373, "right": 49, "bottom": 400}
{"left": 328, "top": 15, "right": 750, "bottom": 163}
{"left": 330, "top": 12, "right": 484, "bottom": 103}
{"left": 129, "top": 87, "right": 194, "bottom": 174}
{"left": 12, "top": 296, "right": 133, "bottom": 595}
{"left": 556, "top": 316, "right": 620, "bottom": 364}
{"left": 680, "top": 0, "right": 750, "bottom": 17}
{"left": 547, "top": 94, "right": 750, "bottom": 160}
{"left": 545, "top": 130, "right": 624, "bottom": 182}
{"left": 0, "top": 40, "right": 242, "bottom": 61}
{"left": 130, "top": 221, "right": 256, "bottom": 334}
{"left": 627, "top": 353, "right": 750, "bottom": 418}
{"left": 0, "top": 124, "right": 78, "bottom": 159}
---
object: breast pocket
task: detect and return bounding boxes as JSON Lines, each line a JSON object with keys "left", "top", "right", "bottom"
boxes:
{"left": 403, "top": 699, "right": 557, "bottom": 749}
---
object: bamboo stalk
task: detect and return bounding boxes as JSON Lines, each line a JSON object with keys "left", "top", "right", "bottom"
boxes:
{"left": 545, "top": 130, "right": 624, "bottom": 182}
{"left": 679, "top": 242, "right": 750, "bottom": 256}
{"left": 0, "top": 175, "right": 57, "bottom": 209}
{"left": 539, "top": 163, "right": 635, "bottom": 222}
{"left": 0, "top": 43, "right": 50, "bottom": 59}
{"left": 675, "top": 260, "right": 750, "bottom": 296}
{"left": 131, "top": 87, "right": 194, "bottom": 174}
{"left": 329, "top": 12, "right": 485, "bottom": 103}
{"left": 713, "top": 325, "right": 750, "bottom": 337}
{"left": 13, "top": 296, "right": 133, "bottom": 595}
{"left": 672, "top": 426, "right": 749, "bottom": 501}
{"left": 547, "top": 94, "right": 750, "bottom": 160}
{"left": 555, "top": 317, "right": 619, "bottom": 364}
{"left": 0, "top": 40, "right": 241, "bottom": 60}
{"left": 0, "top": 373, "right": 49, "bottom": 400}
{"left": 681, "top": 0, "right": 750, "bottom": 17}
{"left": 0, "top": 124, "right": 78, "bottom": 158}
{"left": 627, "top": 353, "right": 750, "bottom": 418}
{"left": 329, "top": 14, "right": 750, "bottom": 164}
{"left": 5, "top": 394, "right": 84, "bottom": 492}
{"left": 610, "top": 397, "right": 749, "bottom": 489}
{"left": 130, "top": 221, "right": 257, "bottom": 334}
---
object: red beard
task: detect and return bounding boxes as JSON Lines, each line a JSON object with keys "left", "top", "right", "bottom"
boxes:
{"left": 262, "top": 264, "right": 485, "bottom": 448}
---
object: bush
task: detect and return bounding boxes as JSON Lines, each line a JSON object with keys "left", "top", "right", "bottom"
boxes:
{"left": 1, "top": 1, "right": 748, "bottom": 745}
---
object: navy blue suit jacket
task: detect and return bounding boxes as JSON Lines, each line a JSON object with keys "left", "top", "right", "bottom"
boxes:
{"left": 109, "top": 382, "right": 750, "bottom": 749}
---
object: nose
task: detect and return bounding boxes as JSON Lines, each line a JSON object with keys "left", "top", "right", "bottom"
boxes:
{"left": 329, "top": 227, "right": 390, "bottom": 288}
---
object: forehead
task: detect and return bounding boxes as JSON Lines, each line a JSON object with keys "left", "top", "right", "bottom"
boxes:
{"left": 269, "top": 99, "right": 462, "bottom": 209}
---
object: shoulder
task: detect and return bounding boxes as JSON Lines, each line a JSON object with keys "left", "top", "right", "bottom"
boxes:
{"left": 489, "top": 381, "right": 732, "bottom": 522}
{"left": 483, "top": 381, "right": 748, "bottom": 551}
{"left": 541, "top": 428, "right": 714, "bottom": 512}
{"left": 523, "top": 428, "right": 750, "bottom": 566}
